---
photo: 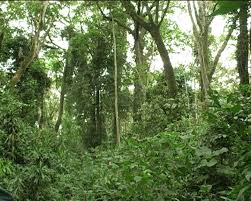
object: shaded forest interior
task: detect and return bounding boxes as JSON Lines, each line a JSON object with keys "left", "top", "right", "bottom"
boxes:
{"left": 0, "top": 1, "right": 250, "bottom": 201}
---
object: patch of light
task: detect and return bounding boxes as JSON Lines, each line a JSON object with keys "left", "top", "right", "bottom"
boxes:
{"left": 150, "top": 55, "right": 163, "bottom": 72}
{"left": 128, "top": 84, "right": 134, "bottom": 93}
{"left": 170, "top": 6, "right": 192, "bottom": 33}
{"left": 126, "top": 33, "right": 134, "bottom": 65}
{"left": 0, "top": 59, "right": 15, "bottom": 72}
{"left": 9, "top": 20, "right": 31, "bottom": 33}
{"left": 211, "top": 16, "right": 226, "bottom": 37}
{"left": 50, "top": 87, "right": 60, "bottom": 98}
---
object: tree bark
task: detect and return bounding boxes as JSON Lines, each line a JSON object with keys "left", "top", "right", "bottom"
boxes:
{"left": 112, "top": 18, "right": 120, "bottom": 145}
{"left": 0, "top": 32, "right": 4, "bottom": 50}
{"left": 237, "top": 3, "right": 249, "bottom": 85}
{"left": 38, "top": 90, "right": 45, "bottom": 129}
{"left": 10, "top": 43, "right": 39, "bottom": 86}
{"left": 198, "top": 29, "right": 210, "bottom": 99}
{"left": 55, "top": 55, "right": 70, "bottom": 133}
{"left": 150, "top": 27, "right": 178, "bottom": 96}
{"left": 133, "top": 41, "right": 143, "bottom": 123}
{"left": 133, "top": 27, "right": 147, "bottom": 123}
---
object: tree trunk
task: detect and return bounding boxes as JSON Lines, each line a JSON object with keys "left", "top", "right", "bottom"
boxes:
{"left": 96, "top": 87, "right": 101, "bottom": 144}
{"left": 38, "top": 90, "right": 45, "bottom": 129}
{"left": 0, "top": 32, "right": 4, "bottom": 50}
{"left": 121, "top": 1, "right": 177, "bottom": 97}
{"left": 188, "top": 1, "right": 237, "bottom": 101}
{"left": 10, "top": 1, "right": 49, "bottom": 87}
{"left": 198, "top": 30, "right": 210, "bottom": 100}
{"left": 133, "top": 30, "right": 146, "bottom": 123}
{"left": 150, "top": 27, "right": 178, "bottom": 97}
{"left": 237, "top": 3, "right": 249, "bottom": 85}
{"left": 10, "top": 44, "right": 39, "bottom": 87}
{"left": 55, "top": 55, "right": 70, "bottom": 132}
{"left": 112, "top": 19, "right": 120, "bottom": 145}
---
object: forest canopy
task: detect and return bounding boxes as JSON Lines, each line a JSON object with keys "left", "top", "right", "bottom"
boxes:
{"left": 0, "top": 1, "right": 250, "bottom": 201}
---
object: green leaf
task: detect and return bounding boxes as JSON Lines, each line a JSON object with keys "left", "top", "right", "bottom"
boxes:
{"left": 213, "top": 147, "right": 228, "bottom": 156}
{"left": 245, "top": 170, "right": 251, "bottom": 182}
{"left": 206, "top": 158, "right": 217, "bottom": 167}
{"left": 211, "top": 1, "right": 247, "bottom": 16}
{"left": 196, "top": 146, "right": 212, "bottom": 157}
{"left": 200, "top": 184, "right": 212, "bottom": 193}
{"left": 134, "top": 176, "right": 142, "bottom": 183}
{"left": 217, "top": 165, "right": 235, "bottom": 176}
{"left": 237, "top": 185, "right": 251, "bottom": 200}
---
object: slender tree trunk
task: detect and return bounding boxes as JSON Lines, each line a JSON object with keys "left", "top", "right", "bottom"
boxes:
{"left": 250, "top": 24, "right": 251, "bottom": 55}
{"left": 198, "top": 31, "right": 210, "bottom": 100}
{"left": 208, "top": 16, "right": 238, "bottom": 83}
{"left": 150, "top": 27, "right": 178, "bottom": 97}
{"left": 95, "top": 85, "right": 102, "bottom": 145}
{"left": 133, "top": 32, "right": 145, "bottom": 123}
{"left": 55, "top": 57, "right": 69, "bottom": 132}
{"left": 188, "top": 1, "right": 237, "bottom": 101}
{"left": 38, "top": 91, "right": 45, "bottom": 129}
{"left": 237, "top": 3, "right": 249, "bottom": 85}
{"left": 0, "top": 32, "right": 4, "bottom": 50}
{"left": 112, "top": 19, "right": 120, "bottom": 145}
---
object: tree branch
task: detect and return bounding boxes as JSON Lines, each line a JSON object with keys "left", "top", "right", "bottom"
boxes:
{"left": 121, "top": 1, "right": 151, "bottom": 31}
{"left": 97, "top": 2, "right": 134, "bottom": 35}
{"left": 155, "top": 0, "right": 159, "bottom": 24}
{"left": 144, "top": 1, "right": 154, "bottom": 23}
{"left": 208, "top": 15, "right": 238, "bottom": 82}
{"left": 47, "top": 33, "right": 66, "bottom": 50}
{"left": 141, "top": 1, "right": 155, "bottom": 17}
{"left": 192, "top": 1, "right": 202, "bottom": 31}
{"left": 158, "top": 0, "right": 170, "bottom": 26}
{"left": 187, "top": 1, "right": 199, "bottom": 37}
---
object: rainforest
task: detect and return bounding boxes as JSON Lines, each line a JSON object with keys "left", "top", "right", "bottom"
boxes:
{"left": 0, "top": 1, "right": 250, "bottom": 201}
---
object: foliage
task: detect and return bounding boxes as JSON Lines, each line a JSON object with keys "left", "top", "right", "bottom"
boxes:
{"left": 0, "top": 87, "right": 250, "bottom": 201}
{"left": 183, "top": 87, "right": 251, "bottom": 201}
{"left": 211, "top": 1, "right": 248, "bottom": 16}
{"left": 0, "top": 1, "right": 250, "bottom": 201}
{"left": 132, "top": 68, "right": 194, "bottom": 137}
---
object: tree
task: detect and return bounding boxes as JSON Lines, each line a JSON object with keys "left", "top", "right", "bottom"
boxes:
{"left": 98, "top": 2, "right": 150, "bottom": 123}
{"left": 54, "top": 50, "right": 71, "bottom": 132}
{"left": 10, "top": 1, "right": 53, "bottom": 87}
{"left": 112, "top": 17, "right": 120, "bottom": 145}
{"left": 54, "top": 24, "right": 75, "bottom": 133}
{"left": 211, "top": 1, "right": 250, "bottom": 86}
{"left": 236, "top": 2, "right": 249, "bottom": 85}
{"left": 187, "top": 1, "right": 238, "bottom": 99}
{"left": 121, "top": 1, "right": 178, "bottom": 97}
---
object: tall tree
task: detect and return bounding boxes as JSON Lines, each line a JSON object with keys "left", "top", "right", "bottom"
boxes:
{"left": 236, "top": 2, "right": 249, "bottom": 85}
{"left": 121, "top": 0, "right": 178, "bottom": 97}
{"left": 98, "top": 2, "right": 150, "bottom": 123}
{"left": 112, "top": 17, "right": 120, "bottom": 145}
{"left": 54, "top": 24, "right": 75, "bottom": 133}
{"left": 187, "top": 1, "right": 238, "bottom": 99}
{"left": 54, "top": 50, "right": 71, "bottom": 132}
{"left": 10, "top": 1, "right": 52, "bottom": 87}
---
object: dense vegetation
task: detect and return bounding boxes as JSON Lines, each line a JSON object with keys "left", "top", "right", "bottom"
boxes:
{"left": 0, "top": 1, "right": 250, "bottom": 201}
